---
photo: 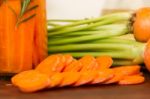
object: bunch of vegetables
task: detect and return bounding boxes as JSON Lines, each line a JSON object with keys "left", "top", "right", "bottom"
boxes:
{"left": 0, "top": 0, "right": 47, "bottom": 74}
{"left": 12, "top": 54, "right": 145, "bottom": 93}
{"left": 47, "top": 8, "right": 150, "bottom": 72}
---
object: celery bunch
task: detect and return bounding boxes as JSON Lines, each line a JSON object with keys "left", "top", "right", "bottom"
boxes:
{"left": 47, "top": 12, "right": 145, "bottom": 66}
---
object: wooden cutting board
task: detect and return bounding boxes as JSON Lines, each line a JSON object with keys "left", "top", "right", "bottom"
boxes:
{"left": 0, "top": 70, "right": 150, "bottom": 99}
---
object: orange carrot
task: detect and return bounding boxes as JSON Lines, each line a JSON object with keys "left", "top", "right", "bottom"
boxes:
{"left": 35, "top": 54, "right": 61, "bottom": 76}
{"left": 59, "top": 72, "right": 81, "bottom": 87}
{"left": 74, "top": 71, "right": 97, "bottom": 86}
{"left": 133, "top": 7, "right": 150, "bottom": 42}
{"left": 92, "top": 69, "right": 114, "bottom": 84}
{"left": 63, "top": 59, "right": 82, "bottom": 72}
{"left": 0, "top": 0, "right": 35, "bottom": 73}
{"left": 119, "top": 75, "right": 145, "bottom": 85}
{"left": 96, "top": 56, "right": 113, "bottom": 70}
{"left": 79, "top": 55, "right": 97, "bottom": 71}
{"left": 33, "top": 0, "right": 48, "bottom": 67}
{"left": 48, "top": 73, "right": 63, "bottom": 88}
{"left": 11, "top": 70, "right": 50, "bottom": 93}
{"left": 64, "top": 54, "right": 74, "bottom": 66}
{"left": 104, "top": 65, "right": 141, "bottom": 84}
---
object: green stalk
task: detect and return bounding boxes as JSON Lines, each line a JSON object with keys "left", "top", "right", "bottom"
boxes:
{"left": 48, "top": 24, "right": 129, "bottom": 45}
{"left": 48, "top": 12, "right": 131, "bottom": 32}
{"left": 48, "top": 43, "right": 132, "bottom": 52}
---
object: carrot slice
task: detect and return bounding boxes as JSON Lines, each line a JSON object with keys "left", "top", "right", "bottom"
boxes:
{"left": 63, "top": 59, "right": 82, "bottom": 72}
{"left": 55, "top": 54, "right": 66, "bottom": 72}
{"left": 64, "top": 54, "right": 74, "bottom": 66}
{"left": 35, "top": 54, "right": 60, "bottom": 76}
{"left": 119, "top": 75, "right": 145, "bottom": 85}
{"left": 96, "top": 56, "right": 113, "bottom": 70}
{"left": 74, "top": 71, "right": 97, "bottom": 86}
{"left": 92, "top": 69, "right": 114, "bottom": 84}
{"left": 59, "top": 72, "right": 81, "bottom": 87}
{"left": 79, "top": 55, "right": 97, "bottom": 71}
{"left": 104, "top": 65, "right": 141, "bottom": 84}
{"left": 48, "top": 73, "right": 63, "bottom": 88}
{"left": 11, "top": 70, "right": 50, "bottom": 93}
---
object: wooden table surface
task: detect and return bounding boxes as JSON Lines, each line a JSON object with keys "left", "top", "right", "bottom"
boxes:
{"left": 1, "top": 71, "right": 150, "bottom": 99}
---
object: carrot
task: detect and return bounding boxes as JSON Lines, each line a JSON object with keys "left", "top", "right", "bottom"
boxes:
{"left": 92, "top": 69, "right": 114, "bottom": 84}
{"left": 33, "top": 0, "right": 48, "bottom": 67}
{"left": 63, "top": 59, "right": 82, "bottom": 72}
{"left": 104, "top": 65, "right": 141, "bottom": 84}
{"left": 11, "top": 70, "right": 50, "bottom": 93}
{"left": 0, "top": 0, "right": 35, "bottom": 73}
{"left": 96, "top": 56, "right": 113, "bottom": 70}
{"left": 59, "top": 72, "right": 81, "bottom": 87}
{"left": 64, "top": 54, "right": 74, "bottom": 66}
{"left": 35, "top": 54, "right": 61, "bottom": 76}
{"left": 55, "top": 54, "right": 66, "bottom": 72}
{"left": 74, "top": 71, "right": 97, "bottom": 86}
{"left": 119, "top": 75, "right": 145, "bottom": 85}
{"left": 133, "top": 7, "right": 150, "bottom": 42}
{"left": 48, "top": 73, "right": 63, "bottom": 88}
{"left": 79, "top": 55, "right": 97, "bottom": 71}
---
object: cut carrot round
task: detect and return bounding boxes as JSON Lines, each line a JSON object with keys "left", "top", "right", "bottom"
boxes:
{"left": 35, "top": 54, "right": 61, "bottom": 76}
{"left": 104, "top": 65, "right": 141, "bottom": 84}
{"left": 11, "top": 70, "right": 50, "bottom": 93}
{"left": 59, "top": 72, "right": 81, "bottom": 87}
{"left": 79, "top": 55, "right": 97, "bottom": 71}
{"left": 74, "top": 71, "right": 97, "bottom": 86}
{"left": 55, "top": 54, "right": 66, "bottom": 72}
{"left": 92, "top": 69, "right": 114, "bottom": 84}
{"left": 63, "top": 59, "right": 82, "bottom": 72}
{"left": 119, "top": 75, "right": 145, "bottom": 85}
{"left": 96, "top": 56, "right": 113, "bottom": 70}
{"left": 48, "top": 73, "right": 63, "bottom": 88}
{"left": 63, "top": 54, "right": 74, "bottom": 66}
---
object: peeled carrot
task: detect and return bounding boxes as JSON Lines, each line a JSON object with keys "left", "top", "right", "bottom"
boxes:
{"left": 96, "top": 56, "right": 113, "bottom": 70}
{"left": 0, "top": 0, "right": 35, "bottom": 73}
{"left": 74, "top": 71, "right": 97, "bottom": 86}
{"left": 59, "top": 72, "right": 81, "bottom": 87}
{"left": 63, "top": 59, "right": 82, "bottom": 72}
{"left": 35, "top": 54, "right": 61, "bottom": 76}
{"left": 119, "top": 75, "right": 145, "bottom": 85}
{"left": 11, "top": 70, "right": 50, "bottom": 93}
{"left": 104, "top": 65, "right": 141, "bottom": 84}
{"left": 33, "top": 0, "right": 48, "bottom": 67}
{"left": 79, "top": 55, "right": 97, "bottom": 71}
{"left": 92, "top": 69, "right": 114, "bottom": 84}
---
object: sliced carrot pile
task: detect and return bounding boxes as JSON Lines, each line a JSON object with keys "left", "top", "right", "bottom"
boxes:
{"left": 11, "top": 54, "right": 145, "bottom": 93}
{"left": 104, "top": 65, "right": 141, "bottom": 84}
{"left": 119, "top": 75, "right": 145, "bottom": 85}
{"left": 11, "top": 70, "right": 50, "bottom": 93}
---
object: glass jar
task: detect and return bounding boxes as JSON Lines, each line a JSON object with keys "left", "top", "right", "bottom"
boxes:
{"left": 0, "top": 0, "right": 47, "bottom": 76}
